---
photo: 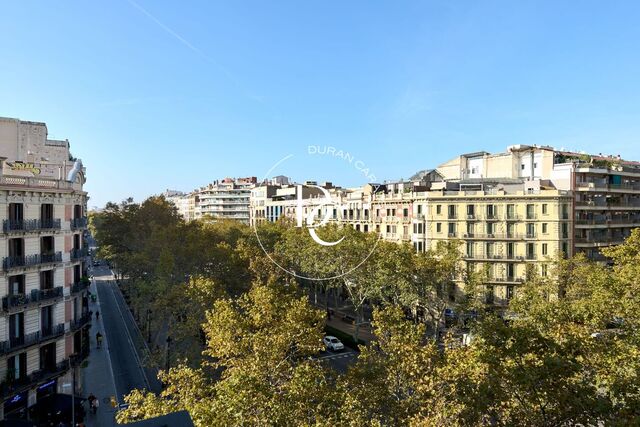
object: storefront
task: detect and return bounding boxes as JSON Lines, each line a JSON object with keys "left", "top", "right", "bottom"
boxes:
{"left": 3, "top": 391, "right": 28, "bottom": 420}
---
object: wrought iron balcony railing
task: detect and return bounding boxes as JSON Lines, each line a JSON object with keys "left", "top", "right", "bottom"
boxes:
{"left": 0, "top": 323, "right": 65, "bottom": 355}
{"left": 2, "top": 286, "right": 64, "bottom": 311}
{"left": 71, "top": 247, "right": 89, "bottom": 260}
{"left": 2, "top": 252, "right": 63, "bottom": 271}
{"left": 2, "top": 218, "right": 62, "bottom": 233}
{"left": 70, "top": 217, "right": 88, "bottom": 229}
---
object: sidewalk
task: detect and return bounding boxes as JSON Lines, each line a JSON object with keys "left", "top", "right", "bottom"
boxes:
{"left": 82, "top": 273, "right": 119, "bottom": 427}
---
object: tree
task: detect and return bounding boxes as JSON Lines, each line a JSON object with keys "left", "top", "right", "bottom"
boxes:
{"left": 118, "top": 282, "right": 340, "bottom": 426}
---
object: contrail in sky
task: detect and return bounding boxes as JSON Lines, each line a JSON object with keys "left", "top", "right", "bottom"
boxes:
{"left": 125, "top": 0, "right": 264, "bottom": 103}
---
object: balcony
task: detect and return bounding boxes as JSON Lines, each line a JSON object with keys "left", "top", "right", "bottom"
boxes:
{"left": 0, "top": 359, "right": 71, "bottom": 400}
{"left": 505, "top": 214, "right": 521, "bottom": 221}
{"left": 2, "top": 286, "right": 64, "bottom": 311}
{"left": 525, "top": 233, "right": 537, "bottom": 239}
{"left": 70, "top": 313, "right": 92, "bottom": 332}
{"left": 70, "top": 217, "right": 88, "bottom": 230}
{"left": 71, "top": 280, "right": 91, "bottom": 294}
{"left": 0, "top": 323, "right": 65, "bottom": 355}
{"left": 466, "top": 214, "right": 476, "bottom": 220}
{"left": 526, "top": 213, "right": 537, "bottom": 220}
{"left": 71, "top": 247, "right": 89, "bottom": 260}
{"left": 485, "top": 213, "right": 499, "bottom": 221}
{"left": 448, "top": 232, "right": 457, "bottom": 238}
{"left": 447, "top": 214, "right": 457, "bottom": 219}
{"left": 2, "top": 252, "right": 63, "bottom": 271}
{"left": 2, "top": 219, "right": 62, "bottom": 234}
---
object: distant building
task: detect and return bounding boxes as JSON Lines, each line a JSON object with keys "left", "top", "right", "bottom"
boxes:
{"left": 250, "top": 144, "right": 640, "bottom": 307}
{"left": 195, "top": 177, "right": 257, "bottom": 224}
{"left": 0, "top": 117, "right": 90, "bottom": 421}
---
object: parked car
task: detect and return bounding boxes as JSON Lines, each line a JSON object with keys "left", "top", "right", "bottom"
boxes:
{"left": 323, "top": 335, "right": 344, "bottom": 352}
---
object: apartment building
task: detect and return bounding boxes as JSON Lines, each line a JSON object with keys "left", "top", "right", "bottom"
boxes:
{"left": 195, "top": 177, "right": 257, "bottom": 224}
{"left": 163, "top": 190, "right": 198, "bottom": 222}
{"left": 248, "top": 145, "right": 639, "bottom": 307}
{"left": 0, "top": 117, "right": 90, "bottom": 421}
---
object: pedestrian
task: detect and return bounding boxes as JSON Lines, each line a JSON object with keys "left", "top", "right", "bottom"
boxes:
{"left": 95, "top": 310, "right": 100, "bottom": 321}
{"left": 96, "top": 332, "right": 103, "bottom": 349}
{"left": 92, "top": 397, "right": 99, "bottom": 414}
{"left": 87, "top": 393, "right": 96, "bottom": 413}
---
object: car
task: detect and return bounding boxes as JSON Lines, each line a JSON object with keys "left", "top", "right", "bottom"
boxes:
{"left": 323, "top": 335, "right": 344, "bottom": 352}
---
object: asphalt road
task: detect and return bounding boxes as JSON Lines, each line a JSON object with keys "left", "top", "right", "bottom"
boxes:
{"left": 93, "top": 264, "right": 160, "bottom": 400}
{"left": 316, "top": 344, "right": 359, "bottom": 374}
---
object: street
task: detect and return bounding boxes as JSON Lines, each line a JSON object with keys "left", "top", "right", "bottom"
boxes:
{"left": 315, "top": 344, "right": 359, "bottom": 374}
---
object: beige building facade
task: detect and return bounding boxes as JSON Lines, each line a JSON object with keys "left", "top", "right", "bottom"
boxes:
{"left": 249, "top": 144, "right": 640, "bottom": 308}
{"left": 0, "top": 117, "right": 90, "bottom": 420}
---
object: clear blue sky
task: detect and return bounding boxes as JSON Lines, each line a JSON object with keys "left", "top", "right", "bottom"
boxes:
{"left": 2, "top": 1, "right": 640, "bottom": 208}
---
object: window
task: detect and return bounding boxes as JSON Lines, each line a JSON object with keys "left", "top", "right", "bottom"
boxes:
{"left": 542, "top": 203, "right": 548, "bottom": 215}
{"left": 486, "top": 222, "right": 494, "bottom": 235}
{"left": 526, "top": 204, "right": 535, "bottom": 219}
{"left": 447, "top": 205, "right": 456, "bottom": 218}
{"left": 542, "top": 243, "right": 548, "bottom": 256}
{"left": 403, "top": 208, "right": 409, "bottom": 217}
{"left": 506, "top": 204, "right": 515, "bottom": 219}
{"left": 486, "top": 204, "right": 496, "bottom": 218}
{"left": 527, "top": 243, "right": 535, "bottom": 259}
{"left": 363, "top": 225, "right": 368, "bottom": 232}
{"left": 8, "top": 275, "right": 25, "bottom": 296}
{"left": 386, "top": 225, "right": 391, "bottom": 233}
{"left": 448, "top": 222, "right": 456, "bottom": 236}
{"left": 507, "top": 263, "right": 515, "bottom": 279}
{"left": 41, "top": 270, "right": 54, "bottom": 290}
{"left": 542, "top": 223, "right": 548, "bottom": 234}
{"left": 506, "top": 286, "right": 514, "bottom": 300}
{"left": 466, "top": 242, "right": 474, "bottom": 257}
{"left": 485, "top": 242, "right": 493, "bottom": 257}
{"left": 541, "top": 264, "right": 548, "bottom": 277}
{"left": 507, "top": 223, "right": 515, "bottom": 237}
{"left": 467, "top": 204, "right": 475, "bottom": 217}
{"left": 562, "top": 223, "right": 569, "bottom": 239}
{"left": 436, "top": 223, "right": 442, "bottom": 233}
{"left": 521, "top": 164, "right": 526, "bottom": 170}
{"left": 41, "top": 203, "right": 54, "bottom": 222}
{"left": 436, "top": 205, "right": 442, "bottom": 215}
{"left": 507, "top": 242, "right": 514, "bottom": 258}
{"left": 527, "top": 223, "right": 535, "bottom": 237}
{"left": 417, "top": 205, "right": 422, "bottom": 214}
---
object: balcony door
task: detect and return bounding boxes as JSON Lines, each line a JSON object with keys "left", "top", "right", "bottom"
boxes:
{"left": 41, "top": 269, "right": 54, "bottom": 291}
{"left": 8, "top": 275, "right": 25, "bottom": 295}
{"left": 41, "top": 203, "right": 54, "bottom": 223}
{"left": 39, "top": 342, "right": 57, "bottom": 372}
{"left": 9, "top": 312, "right": 24, "bottom": 344}
{"left": 8, "top": 203, "right": 24, "bottom": 222}
{"left": 8, "top": 352, "right": 27, "bottom": 381}
{"left": 9, "top": 238, "right": 24, "bottom": 258}
{"left": 41, "top": 305, "right": 53, "bottom": 336}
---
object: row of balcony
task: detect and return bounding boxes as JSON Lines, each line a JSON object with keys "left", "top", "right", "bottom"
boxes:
{"left": 576, "top": 181, "right": 640, "bottom": 191}
{"left": 464, "top": 254, "right": 538, "bottom": 261}
{"left": 0, "top": 314, "right": 91, "bottom": 357}
{"left": 2, "top": 252, "right": 63, "bottom": 271}
{"left": 2, "top": 217, "right": 87, "bottom": 233}
{"left": 0, "top": 358, "right": 71, "bottom": 400}
{"left": 0, "top": 324, "right": 65, "bottom": 355}
{"left": 2, "top": 219, "right": 62, "bottom": 233}
{"left": 2, "top": 286, "right": 64, "bottom": 311}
